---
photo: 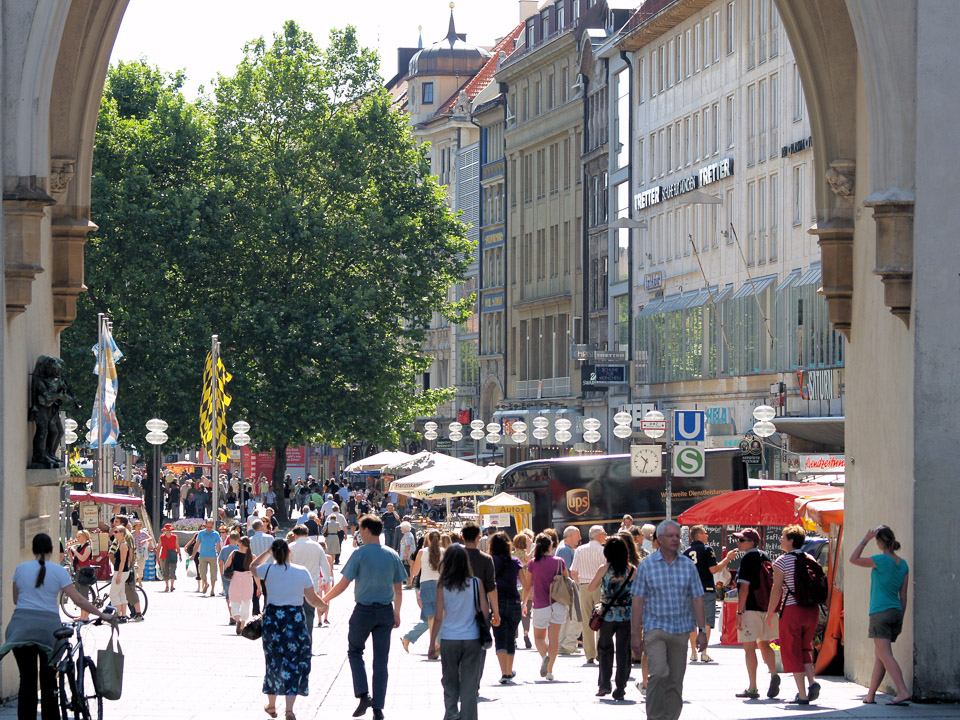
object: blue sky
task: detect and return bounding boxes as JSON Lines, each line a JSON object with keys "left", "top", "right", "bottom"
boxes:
{"left": 111, "top": 0, "right": 523, "bottom": 98}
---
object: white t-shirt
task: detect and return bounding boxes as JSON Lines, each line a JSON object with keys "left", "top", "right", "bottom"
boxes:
{"left": 13, "top": 560, "right": 72, "bottom": 614}
{"left": 255, "top": 563, "right": 313, "bottom": 607}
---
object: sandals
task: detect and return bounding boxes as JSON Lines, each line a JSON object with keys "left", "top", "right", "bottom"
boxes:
{"left": 264, "top": 706, "right": 277, "bottom": 718}
{"left": 736, "top": 689, "right": 760, "bottom": 699}
{"left": 285, "top": 712, "right": 297, "bottom": 720}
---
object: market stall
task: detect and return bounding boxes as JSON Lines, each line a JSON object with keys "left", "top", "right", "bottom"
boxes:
{"left": 677, "top": 484, "right": 844, "bottom": 649}
{"left": 478, "top": 492, "right": 532, "bottom": 533}
{"left": 68, "top": 491, "right": 153, "bottom": 580}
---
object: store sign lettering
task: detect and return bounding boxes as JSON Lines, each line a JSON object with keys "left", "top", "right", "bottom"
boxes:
{"left": 635, "top": 157, "right": 734, "bottom": 211}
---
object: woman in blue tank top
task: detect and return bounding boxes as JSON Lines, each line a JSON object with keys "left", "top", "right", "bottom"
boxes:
{"left": 850, "top": 525, "right": 910, "bottom": 705}
{"left": 428, "top": 544, "right": 490, "bottom": 720}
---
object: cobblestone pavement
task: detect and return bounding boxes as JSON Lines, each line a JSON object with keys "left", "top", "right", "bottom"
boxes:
{"left": 2, "top": 538, "right": 958, "bottom": 719}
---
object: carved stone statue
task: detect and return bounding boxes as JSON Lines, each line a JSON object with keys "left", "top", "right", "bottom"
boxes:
{"left": 28, "top": 355, "right": 78, "bottom": 469}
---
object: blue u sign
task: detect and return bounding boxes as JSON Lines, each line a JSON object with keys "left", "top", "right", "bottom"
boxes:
{"left": 674, "top": 411, "right": 705, "bottom": 442}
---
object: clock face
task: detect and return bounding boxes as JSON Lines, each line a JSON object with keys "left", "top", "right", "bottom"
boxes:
{"left": 631, "top": 446, "right": 662, "bottom": 477}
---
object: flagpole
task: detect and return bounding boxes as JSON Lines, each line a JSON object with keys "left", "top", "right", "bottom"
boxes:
{"left": 106, "top": 319, "right": 115, "bottom": 494}
{"left": 211, "top": 334, "right": 220, "bottom": 518}
{"left": 96, "top": 313, "right": 105, "bottom": 493}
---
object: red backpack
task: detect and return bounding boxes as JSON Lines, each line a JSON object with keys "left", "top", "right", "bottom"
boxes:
{"left": 791, "top": 552, "right": 829, "bottom": 607}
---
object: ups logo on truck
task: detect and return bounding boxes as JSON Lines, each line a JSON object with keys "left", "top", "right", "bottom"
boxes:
{"left": 566, "top": 488, "right": 590, "bottom": 516}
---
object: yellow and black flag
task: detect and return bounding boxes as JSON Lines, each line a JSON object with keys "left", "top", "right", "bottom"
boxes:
{"left": 200, "top": 352, "right": 232, "bottom": 462}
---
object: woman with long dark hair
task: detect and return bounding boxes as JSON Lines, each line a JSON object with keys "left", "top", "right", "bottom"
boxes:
{"left": 521, "top": 533, "right": 570, "bottom": 681}
{"left": 850, "top": 525, "right": 911, "bottom": 705}
{"left": 0, "top": 533, "right": 112, "bottom": 720}
{"left": 402, "top": 530, "right": 444, "bottom": 653}
{"left": 588, "top": 536, "right": 636, "bottom": 700}
{"left": 252, "top": 539, "right": 327, "bottom": 719}
{"left": 427, "top": 544, "right": 489, "bottom": 720}
{"left": 228, "top": 536, "right": 258, "bottom": 634}
{"left": 489, "top": 531, "right": 529, "bottom": 683}
{"left": 512, "top": 532, "right": 533, "bottom": 649}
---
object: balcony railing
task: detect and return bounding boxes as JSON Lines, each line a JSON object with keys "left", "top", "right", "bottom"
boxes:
{"left": 515, "top": 377, "right": 571, "bottom": 399}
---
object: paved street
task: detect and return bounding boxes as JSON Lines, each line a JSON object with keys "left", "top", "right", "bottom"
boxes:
{"left": 2, "top": 539, "right": 958, "bottom": 719}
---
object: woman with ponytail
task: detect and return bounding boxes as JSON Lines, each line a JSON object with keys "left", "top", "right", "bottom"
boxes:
{"left": 0, "top": 533, "right": 112, "bottom": 720}
{"left": 402, "top": 530, "right": 444, "bottom": 653}
{"left": 850, "top": 525, "right": 911, "bottom": 705}
{"left": 521, "top": 532, "right": 570, "bottom": 681}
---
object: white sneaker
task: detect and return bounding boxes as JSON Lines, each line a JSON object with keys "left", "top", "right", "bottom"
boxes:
{"left": 540, "top": 655, "right": 550, "bottom": 677}
{"left": 545, "top": 673, "right": 555, "bottom": 682}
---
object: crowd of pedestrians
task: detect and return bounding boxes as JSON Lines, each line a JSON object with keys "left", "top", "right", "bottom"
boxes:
{"left": 44, "top": 462, "right": 916, "bottom": 720}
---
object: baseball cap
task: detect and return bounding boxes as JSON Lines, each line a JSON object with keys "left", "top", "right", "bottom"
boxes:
{"left": 732, "top": 528, "right": 761, "bottom": 544}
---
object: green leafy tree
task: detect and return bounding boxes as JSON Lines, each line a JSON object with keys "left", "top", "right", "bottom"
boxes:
{"left": 61, "top": 60, "right": 217, "bottom": 466}
{"left": 210, "top": 22, "right": 472, "bottom": 517}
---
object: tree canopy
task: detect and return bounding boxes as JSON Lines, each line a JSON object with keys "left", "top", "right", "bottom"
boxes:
{"left": 62, "top": 23, "right": 473, "bottom": 506}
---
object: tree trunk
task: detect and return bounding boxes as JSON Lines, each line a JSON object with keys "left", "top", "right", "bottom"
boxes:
{"left": 272, "top": 443, "right": 288, "bottom": 522}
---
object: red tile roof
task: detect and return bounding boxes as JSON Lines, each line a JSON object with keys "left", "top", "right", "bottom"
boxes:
{"left": 435, "top": 23, "right": 524, "bottom": 116}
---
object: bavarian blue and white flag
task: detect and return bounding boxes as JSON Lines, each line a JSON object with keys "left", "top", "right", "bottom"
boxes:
{"left": 89, "top": 325, "right": 123, "bottom": 448}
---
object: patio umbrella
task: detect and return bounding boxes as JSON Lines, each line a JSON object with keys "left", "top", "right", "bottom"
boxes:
{"left": 677, "top": 483, "right": 842, "bottom": 527}
{"left": 381, "top": 451, "right": 473, "bottom": 478}
{"left": 422, "top": 465, "right": 504, "bottom": 499}
{"left": 343, "top": 450, "right": 413, "bottom": 473}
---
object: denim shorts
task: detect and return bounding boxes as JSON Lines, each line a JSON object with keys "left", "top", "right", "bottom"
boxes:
{"left": 419, "top": 580, "right": 438, "bottom": 618}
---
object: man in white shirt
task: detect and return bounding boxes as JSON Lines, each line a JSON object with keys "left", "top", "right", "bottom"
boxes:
{"left": 556, "top": 526, "right": 583, "bottom": 654}
{"left": 570, "top": 525, "right": 607, "bottom": 663}
{"left": 320, "top": 494, "right": 337, "bottom": 520}
{"left": 248, "top": 520, "right": 274, "bottom": 617}
{"left": 290, "top": 525, "right": 332, "bottom": 629}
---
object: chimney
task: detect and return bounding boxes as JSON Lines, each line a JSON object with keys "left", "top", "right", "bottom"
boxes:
{"left": 519, "top": 0, "right": 539, "bottom": 22}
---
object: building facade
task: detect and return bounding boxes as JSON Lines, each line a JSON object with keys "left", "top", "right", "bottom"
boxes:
{"left": 605, "top": 0, "right": 843, "bottom": 471}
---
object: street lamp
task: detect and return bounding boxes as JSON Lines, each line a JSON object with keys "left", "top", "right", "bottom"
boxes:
{"left": 448, "top": 422, "right": 463, "bottom": 457}
{"left": 423, "top": 421, "right": 438, "bottom": 452}
{"left": 555, "top": 417, "right": 572, "bottom": 454}
{"left": 532, "top": 415, "right": 549, "bottom": 458}
{"left": 232, "top": 420, "right": 251, "bottom": 517}
{"left": 642, "top": 409, "right": 674, "bottom": 519}
{"left": 145, "top": 418, "right": 168, "bottom": 539}
{"left": 470, "top": 419, "right": 485, "bottom": 462}
{"left": 583, "top": 417, "right": 602, "bottom": 453}
{"left": 752, "top": 405, "right": 777, "bottom": 478}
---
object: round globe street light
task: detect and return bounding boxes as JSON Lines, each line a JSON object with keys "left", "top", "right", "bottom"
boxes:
{"left": 470, "top": 419, "right": 486, "bottom": 431}
{"left": 231, "top": 420, "right": 252, "bottom": 516}
{"left": 532, "top": 416, "right": 549, "bottom": 428}
{"left": 613, "top": 425, "right": 633, "bottom": 439}
{"left": 613, "top": 411, "right": 633, "bottom": 426}
{"left": 583, "top": 417, "right": 601, "bottom": 432}
{"left": 424, "top": 421, "right": 439, "bottom": 432}
{"left": 751, "top": 404, "right": 778, "bottom": 478}
{"left": 641, "top": 410, "right": 666, "bottom": 439}
{"left": 486, "top": 422, "right": 501, "bottom": 434}
{"left": 146, "top": 418, "right": 167, "bottom": 538}
{"left": 63, "top": 418, "right": 79, "bottom": 447}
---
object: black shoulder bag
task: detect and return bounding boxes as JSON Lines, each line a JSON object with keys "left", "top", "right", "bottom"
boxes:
{"left": 589, "top": 568, "right": 635, "bottom": 631}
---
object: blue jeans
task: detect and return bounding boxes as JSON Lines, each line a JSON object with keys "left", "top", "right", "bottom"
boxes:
{"left": 493, "top": 598, "right": 522, "bottom": 655}
{"left": 348, "top": 603, "right": 394, "bottom": 710}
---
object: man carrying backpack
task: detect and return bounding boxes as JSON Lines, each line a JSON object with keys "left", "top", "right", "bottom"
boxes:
{"left": 732, "top": 528, "right": 780, "bottom": 700}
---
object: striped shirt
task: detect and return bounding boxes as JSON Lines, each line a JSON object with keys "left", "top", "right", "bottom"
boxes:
{"left": 774, "top": 550, "right": 808, "bottom": 608}
{"left": 249, "top": 531, "right": 275, "bottom": 558}
{"left": 630, "top": 550, "right": 704, "bottom": 635}
{"left": 571, "top": 540, "right": 606, "bottom": 583}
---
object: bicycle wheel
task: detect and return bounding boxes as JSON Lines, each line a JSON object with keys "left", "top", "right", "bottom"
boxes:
{"left": 78, "top": 656, "right": 102, "bottom": 720}
{"left": 136, "top": 584, "right": 148, "bottom": 616}
{"left": 58, "top": 661, "right": 90, "bottom": 720}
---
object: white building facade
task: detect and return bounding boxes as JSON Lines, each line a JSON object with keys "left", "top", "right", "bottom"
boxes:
{"left": 612, "top": 0, "right": 844, "bottom": 466}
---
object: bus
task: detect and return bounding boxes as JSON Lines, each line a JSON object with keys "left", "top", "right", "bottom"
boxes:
{"left": 495, "top": 449, "right": 747, "bottom": 534}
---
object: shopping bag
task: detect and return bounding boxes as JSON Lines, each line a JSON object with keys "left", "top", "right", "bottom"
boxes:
{"left": 96, "top": 628, "right": 124, "bottom": 700}
{"left": 186, "top": 559, "right": 196, "bottom": 578}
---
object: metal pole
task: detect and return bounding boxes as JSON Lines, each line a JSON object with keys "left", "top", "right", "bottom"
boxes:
{"left": 665, "top": 413, "right": 673, "bottom": 520}
{"left": 211, "top": 335, "right": 220, "bottom": 518}
{"left": 153, "top": 444, "right": 162, "bottom": 539}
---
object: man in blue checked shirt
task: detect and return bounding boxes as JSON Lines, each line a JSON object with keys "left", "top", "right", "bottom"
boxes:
{"left": 630, "top": 519, "right": 707, "bottom": 720}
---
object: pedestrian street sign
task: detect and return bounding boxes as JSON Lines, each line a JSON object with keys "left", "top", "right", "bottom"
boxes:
{"left": 673, "top": 444, "right": 706, "bottom": 477}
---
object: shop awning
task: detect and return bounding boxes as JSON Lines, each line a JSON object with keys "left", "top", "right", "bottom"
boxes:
{"left": 774, "top": 416, "right": 845, "bottom": 448}
{"left": 732, "top": 273, "right": 778, "bottom": 299}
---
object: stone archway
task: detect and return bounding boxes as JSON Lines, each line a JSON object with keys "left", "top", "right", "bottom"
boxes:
{"left": 2, "top": 0, "right": 958, "bottom": 701}
{"left": 479, "top": 374, "right": 504, "bottom": 422}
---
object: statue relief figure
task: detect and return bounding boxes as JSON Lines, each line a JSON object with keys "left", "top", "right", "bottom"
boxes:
{"left": 29, "top": 355, "right": 79, "bottom": 469}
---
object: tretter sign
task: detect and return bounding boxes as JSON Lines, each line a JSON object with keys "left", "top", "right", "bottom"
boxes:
{"left": 635, "top": 157, "right": 734, "bottom": 211}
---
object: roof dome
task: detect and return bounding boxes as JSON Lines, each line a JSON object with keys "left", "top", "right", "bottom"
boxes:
{"left": 409, "top": 8, "right": 491, "bottom": 79}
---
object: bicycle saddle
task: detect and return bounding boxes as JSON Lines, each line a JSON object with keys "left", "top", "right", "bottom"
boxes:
{"left": 54, "top": 627, "right": 73, "bottom": 640}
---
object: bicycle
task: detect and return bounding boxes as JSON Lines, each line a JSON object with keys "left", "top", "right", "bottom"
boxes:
{"left": 51, "top": 614, "right": 115, "bottom": 720}
{"left": 59, "top": 565, "right": 148, "bottom": 620}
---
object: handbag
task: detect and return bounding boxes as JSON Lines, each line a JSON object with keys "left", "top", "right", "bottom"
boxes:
{"left": 241, "top": 616, "right": 263, "bottom": 640}
{"left": 472, "top": 578, "right": 493, "bottom": 650}
{"left": 549, "top": 560, "right": 572, "bottom": 607}
{"left": 589, "top": 568, "right": 635, "bottom": 632}
{"left": 96, "top": 626, "right": 124, "bottom": 700}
